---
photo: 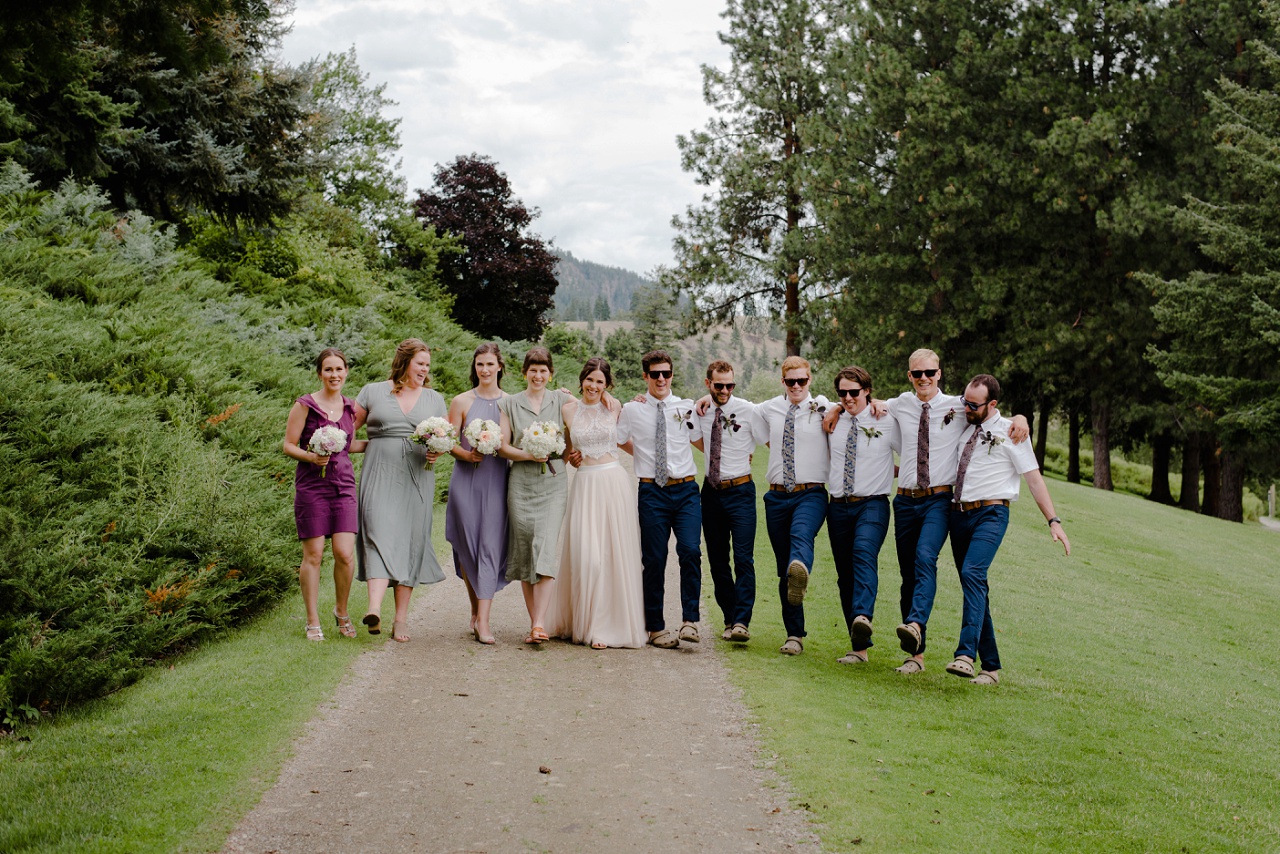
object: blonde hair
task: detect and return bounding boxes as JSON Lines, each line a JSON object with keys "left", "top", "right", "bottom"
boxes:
{"left": 781, "top": 355, "right": 810, "bottom": 375}
{"left": 389, "top": 338, "right": 430, "bottom": 391}
{"left": 908, "top": 348, "right": 940, "bottom": 367}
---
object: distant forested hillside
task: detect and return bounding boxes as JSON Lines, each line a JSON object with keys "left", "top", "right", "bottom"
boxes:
{"left": 552, "top": 251, "right": 650, "bottom": 320}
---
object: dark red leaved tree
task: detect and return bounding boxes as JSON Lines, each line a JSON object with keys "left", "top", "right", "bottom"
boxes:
{"left": 414, "top": 154, "right": 558, "bottom": 340}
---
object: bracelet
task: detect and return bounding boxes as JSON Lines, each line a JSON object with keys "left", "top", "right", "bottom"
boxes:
{"left": 1047, "top": 516, "right": 1062, "bottom": 526}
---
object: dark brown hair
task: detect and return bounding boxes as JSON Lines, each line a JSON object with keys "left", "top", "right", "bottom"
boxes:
{"left": 388, "top": 338, "right": 430, "bottom": 391}
{"left": 705, "top": 359, "right": 734, "bottom": 380}
{"left": 315, "top": 347, "right": 348, "bottom": 374}
{"left": 641, "top": 349, "right": 673, "bottom": 374}
{"left": 834, "top": 365, "right": 872, "bottom": 394}
{"left": 968, "top": 373, "right": 1001, "bottom": 402}
{"left": 579, "top": 357, "right": 614, "bottom": 391}
{"left": 522, "top": 346, "right": 554, "bottom": 374}
{"left": 470, "top": 343, "right": 505, "bottom": 388}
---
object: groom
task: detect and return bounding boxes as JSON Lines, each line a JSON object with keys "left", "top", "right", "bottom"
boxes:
{"left": 617, "top": 350, "right": 705, "bottom": 649}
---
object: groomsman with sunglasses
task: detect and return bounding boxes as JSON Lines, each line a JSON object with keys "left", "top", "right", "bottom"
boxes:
{"left": 751, "top": 356, "right": 832, "bottom": 656}
{"left": 888, "top": 349, "right": 1028, "bottom": 674}
{"left": 691, "top": 360, "right": 758, "bottom": 643}
{"left": 825, "top": 366, "right": 900, "bottom": 664}
{"left": 944, "top": 374, "right": 1070, "bottom": 685}
{"left": 617, "top": 350, "right": 705, "bottom": 649}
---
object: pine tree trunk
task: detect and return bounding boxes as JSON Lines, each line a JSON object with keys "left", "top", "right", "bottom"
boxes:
{"left": 1034, "top": 395, "right": 1049, "bottom": 470}
{"left": 1091, "top": 398, "right": 1113, "bottom": 491}
{"left": 1201, "top": 437, "right": 1221, "bottom": 518}
{"left": 1179, "top": 433, "right": 1201, "bottom": 512}
{"left": 1067, "top": 407, "right": 1081, "bottom": 484}
{"left": 1217, "top": 450, "right": 1244, "bottom": 523}
{"left": 1148, "top": 432, "right": 1174, "bottom": 504}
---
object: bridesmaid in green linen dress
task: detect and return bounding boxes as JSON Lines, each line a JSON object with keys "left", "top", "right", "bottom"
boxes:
{"left": 354, "top": 338, "right": 448, "bottom": 643}
{"left": 498, "top": 346, "right": 573, "bottom": 644}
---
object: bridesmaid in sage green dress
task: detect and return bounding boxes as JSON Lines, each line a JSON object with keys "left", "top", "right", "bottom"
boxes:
{"left": 498, "top": 346, "right": 573, "bottom": 644}
{"left": 354, "top": 338, "right": 448, "bottom": 643}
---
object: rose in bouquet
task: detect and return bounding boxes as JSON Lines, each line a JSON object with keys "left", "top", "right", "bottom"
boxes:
{"left": 521, "top": 420, "right": 565, "bottom": 475}
{"left": 308, "top": 426, "right": 348, "bottom": 478}
{"left": 411, "top": 416, "right": 457, "bottom": 469}
{"left": 463, "top": 418, "right": 502, "bottom": 468}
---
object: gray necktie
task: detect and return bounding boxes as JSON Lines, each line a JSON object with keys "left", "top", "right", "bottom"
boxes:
{"left": 655, "top": 400, "right": 668, "bottom": 487}
{"left": 782, "top": 403, "right": 798, "bottom": 490}
{"left": 842, "top": 417, "right": 859, "bottom": 495}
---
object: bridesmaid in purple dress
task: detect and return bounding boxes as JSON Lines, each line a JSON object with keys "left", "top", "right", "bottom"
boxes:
{"left": 445, "top": 343, "right": 510, "bottom": 644}
{"left": 282, "top": 348, "right": 362, "bottom": 641}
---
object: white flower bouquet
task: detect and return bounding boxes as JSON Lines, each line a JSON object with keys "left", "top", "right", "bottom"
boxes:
{"left": 521, "top": 420, "right": 565, "bottom": 475}
{"left": 412, "top": 416, "right": 457, "bottom": 469}
{"left": 463, "top": 418, "right": 502, "bottom": 468}
{"left": 308, "top": 426, "right": 347, "bottom": 478}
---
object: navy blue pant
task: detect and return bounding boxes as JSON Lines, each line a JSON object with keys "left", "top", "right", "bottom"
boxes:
{"left": 892, "top": 492, "right": 952, "bottom": 655}
{"left": 763, "top": 486, "right": 828, "bottom": 638}
{"left": 701, "top": 479, "right": 757, "bottom": 628}
{"left": 827, "top": 496, "right": 891, "bottom": 651}
{"left": 637, "top": 480, "right": 703, "bottom": 632}
{"left": 948, "top": 504, "right": 1008, "bottom": 671}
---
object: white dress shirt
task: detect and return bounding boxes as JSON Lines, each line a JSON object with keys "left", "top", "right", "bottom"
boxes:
{"left": 827, "top": 408, "right": 901, "bottom": 498}
{"left": 751, "top": 393, "right": 832, "bottom": 486}
{"left": 953, "top": 413, "right": 1039, "bottom": 503}
{"left": 888, "top": 390, "right": 968, "bottom": 489}
{"left": 617, "top": 393, "right": 703, "bottom": 479}
{"left": 694, "top": 396, "right": 758, "bottom": 481}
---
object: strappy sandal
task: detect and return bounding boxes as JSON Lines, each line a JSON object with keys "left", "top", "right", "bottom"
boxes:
{"left": 334, "top": 612, "right": 357, "bottom": 639}
{"left": 524, "top": 626, "right": 548, "bottom": 644}
{"left": 946, "top": 656, "right": 975, "bottom": 678}
{"left": 362, "top": 613, "right": 381, "bottom": 635}
{"left": 392, "top": 620, "right": 409, "bottom": 643}
{"left": 305, "top": 624, "right": 324, "bottom": 641}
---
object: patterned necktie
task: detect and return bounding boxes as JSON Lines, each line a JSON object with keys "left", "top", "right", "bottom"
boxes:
{"left": 842, "top": 415, "right": 859, "bottom": 495}
{"left": 708, "top": 406, "right": 723, "bottom": 487}
{"left": 953, "top": 427, "right": 983, "bottom": 503}
{"left": 655, "top": 399, "right": 669, "bottom": 487}
{"left": 916, "top": 401, "right": 931, "bottom": 489}
{"left": 782, "top": 403, "right": 799, "bottom": 490}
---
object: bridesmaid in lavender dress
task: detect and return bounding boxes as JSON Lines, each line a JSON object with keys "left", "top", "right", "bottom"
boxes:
{"left": 282, "top": 348, "right": 362, "bottom": 641}
{"left": 445, "top": 343, "right": 510, "bottom": 644}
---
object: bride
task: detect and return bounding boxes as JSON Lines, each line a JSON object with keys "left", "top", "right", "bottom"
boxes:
{"left": 546, "top": 357, "right": 647, "bottom": 649}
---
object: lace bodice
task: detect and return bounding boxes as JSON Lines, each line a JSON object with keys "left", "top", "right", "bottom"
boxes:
{"left": 571, "top": 401, "right": 618, "bottom": 461}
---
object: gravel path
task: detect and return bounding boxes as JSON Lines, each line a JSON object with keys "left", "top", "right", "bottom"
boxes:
{"left": 225, "top": 471, "right": 819, "bottom": 853}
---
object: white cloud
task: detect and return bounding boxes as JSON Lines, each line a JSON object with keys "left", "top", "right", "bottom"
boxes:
{"left": 279, "top": 0, "right": 728, "bottom": 275}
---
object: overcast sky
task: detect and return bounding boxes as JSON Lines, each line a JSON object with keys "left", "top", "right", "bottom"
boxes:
{"left": 278, "top": 1, "right": 731, "bottom": 276}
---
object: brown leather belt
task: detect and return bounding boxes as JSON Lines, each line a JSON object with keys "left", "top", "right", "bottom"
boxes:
{"left": 707, "top": 474, "right": 752, "bottom": 490}
{"left": 897, "top": 485, "right": 954, "bottom": 498}
{"left": 830, "top": 494, "right": 887, "bottom": 504}
{"left": 955, "top": 499, "right": 1010, "bottom": 512}
{"left": 768, "top": 482, "right": 824, "bottom": 493}
{"left": 638, "top": 475, "right": 697, "bottom": 487}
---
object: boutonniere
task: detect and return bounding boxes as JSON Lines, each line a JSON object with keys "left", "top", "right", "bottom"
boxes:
{"left": 807, "top": 400, "right": 827, "bottom": 422}
{"left": 980, "top": 430, "right": 1004, "bottom": 454}
{"left": 719, "top": 411, "right": 743, "bottom": 433}
{"left": 672, "top": 408, "right": 695, "bottom": 430}
{"left": 943, "top": 408, "right": 956, "bottom": 426}
{"left": 860, "top": 424, "right": 883, "bottom": 440}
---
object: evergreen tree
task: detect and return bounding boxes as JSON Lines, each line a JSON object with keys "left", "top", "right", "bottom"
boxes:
{"left": 662, "top": 0, "right": 837, "bottom": 356}
{"left": 594, "top": 294, "right": 611, "bottom": 320}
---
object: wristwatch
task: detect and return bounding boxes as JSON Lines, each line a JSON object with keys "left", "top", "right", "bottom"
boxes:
{"left": 1047, "top": 516, "right": 1062, "bottom": 526}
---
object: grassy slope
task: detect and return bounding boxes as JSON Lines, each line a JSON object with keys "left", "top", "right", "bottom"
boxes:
{"left": 723, "top": 453, "right": 1280, "bottom": 852}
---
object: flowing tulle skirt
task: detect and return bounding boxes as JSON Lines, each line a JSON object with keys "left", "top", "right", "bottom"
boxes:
{"left": 546, "top": 461, "right": 647, "bottom": 649}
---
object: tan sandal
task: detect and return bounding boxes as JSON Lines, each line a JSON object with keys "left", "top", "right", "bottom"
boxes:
{"left": 779, "top": 636, "right": 803, "bottom": 655}
{"left": 895, "top": 658, "right": 924, "bottom": 674}
{"left": 678, "top": 622, "right": 700, "bottom": 643}
{"left": 590, "top": 640, "right": 608, "bottom": 650}
{"left": 946, "top": 656, "right": 975, "bottom": 678}
{"left": 972, "top": 669, "right": 1000, "bottom": 685}
{"left": 785, "top": 560, "right": 809, "bottom": 606}
{"left": 836, "top": 650, "right": 868, "bottom": 664}
{"left": 648, "top": 629, "right": 679, "bottom": 649}
{"left": 392, "top": 620, "right": 409, "bottom": 643}
{"left": 729, "top": 623, "right": 751, "bottom": 642}
{"left": 895, "top": 622, "right": 922, "bottom": 654}
{"left": 334, "top": 612, "right": 357, "bottom": 639}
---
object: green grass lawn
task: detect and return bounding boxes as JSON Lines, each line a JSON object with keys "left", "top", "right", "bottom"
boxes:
{"left": 720, "top": 453, "right": 1280, "bottom": 852}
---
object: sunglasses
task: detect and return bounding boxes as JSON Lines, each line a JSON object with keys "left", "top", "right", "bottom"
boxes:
{"left": 962, "top": 399, "right": 988, "bottom": 411}
{"left": 909, "top": 369, "right": 939, "bottom": 379}
{"left": 836, "top": 387, "right": 864, "bottom": 398}
{"left": 711, "top": 382, "right": 735, "bottom": 392}
{"left": 647, "top": 370, "right": 673, "bottom": 379}
{"left": 783, "top": 377, "right": 810, "bottom": 387}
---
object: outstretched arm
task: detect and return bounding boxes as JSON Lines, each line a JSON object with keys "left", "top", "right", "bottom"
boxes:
{"left": 1023, "top": 468, "right": 1070, "bottom": 556}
